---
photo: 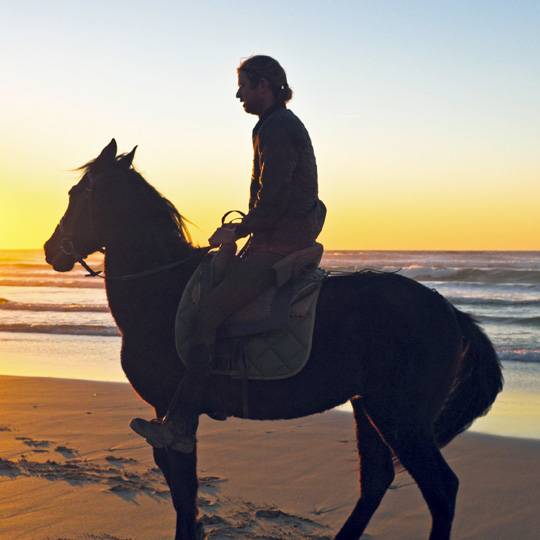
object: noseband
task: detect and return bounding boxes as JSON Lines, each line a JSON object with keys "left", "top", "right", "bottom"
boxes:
{"left": 57, "top": 174, "right": 104, "bottom": 277}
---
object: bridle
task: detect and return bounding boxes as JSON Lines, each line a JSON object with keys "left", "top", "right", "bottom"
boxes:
{"left": 58, "top": 219, "right": 106, "bottom": 277}
{"left": 55, "top": 172, "right": 199, "bottom": 281}
{"left": 56, "top": 174, "right": 105, "bottom": 277}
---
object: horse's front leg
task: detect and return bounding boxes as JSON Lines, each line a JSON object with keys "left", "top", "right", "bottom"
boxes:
{"left": 166, "top": 445, "right": 204, "bottom": 540}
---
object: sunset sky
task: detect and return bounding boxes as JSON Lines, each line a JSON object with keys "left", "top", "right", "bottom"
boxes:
{"left": 1, "top": 1, "right": 539, "bottom": 250}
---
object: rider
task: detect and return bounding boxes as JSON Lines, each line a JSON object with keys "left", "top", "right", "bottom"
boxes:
{"left": 130, "top": 55, "right": 326, "bottom": 452}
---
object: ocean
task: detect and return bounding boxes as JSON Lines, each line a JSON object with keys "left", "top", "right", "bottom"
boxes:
{"left": 1, "top": 249, "right": 539, "bottom": 439}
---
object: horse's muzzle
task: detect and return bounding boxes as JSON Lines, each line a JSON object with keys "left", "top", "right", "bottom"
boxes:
{"left": 44, "top": 239, "right": 76, "bottom": 272}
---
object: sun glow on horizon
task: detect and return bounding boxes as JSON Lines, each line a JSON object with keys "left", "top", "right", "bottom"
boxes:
{"left": 3, "top": 2, "right": 539, "bottom": 250}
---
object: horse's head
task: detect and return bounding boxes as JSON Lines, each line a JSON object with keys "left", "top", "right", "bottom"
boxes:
{"left": 45, "top": 139, "right": 192, "bottom": 273}
{"left": 44, "top": 139, "right": 137, "bottom": 272}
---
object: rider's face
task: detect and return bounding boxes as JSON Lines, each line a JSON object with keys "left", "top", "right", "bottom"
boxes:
{"left": 236, "top": 71, "right": 264, "bottom": 115}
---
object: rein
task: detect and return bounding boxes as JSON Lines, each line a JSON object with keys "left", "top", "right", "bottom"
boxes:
{"left": 81, "top": 252, "right": 199, "bottom": 281}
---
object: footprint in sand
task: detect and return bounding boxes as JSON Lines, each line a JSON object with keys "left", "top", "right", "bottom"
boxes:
{"left": 55, "top": 445, "right": 78, "bottom": 458}
{"left": 15, "top": 436, "right": 51, "bottom": 449}
{"left": 0, "top": 454, "right": 168, "bottom": 502}
{"left": 199, "top": 475, "right": 228, "bottom": 496}
{"left": 57, "top": 534, "right": 133, "bottom": 540}
{"left": 0, "top": 458, "right": 21, "bottom": 478}
{"left": 201, "top": 502, "right": 331, "bottom": 539}
{"left": 312, "top": 503, "right": 344, "bottom": 516}
{"left": 105, "top": 455, "right": 137, "bottom": 465}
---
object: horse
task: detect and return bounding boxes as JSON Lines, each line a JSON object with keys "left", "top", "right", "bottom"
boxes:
{"left": 44, "top": 140, "right": 503, "bottom": 540}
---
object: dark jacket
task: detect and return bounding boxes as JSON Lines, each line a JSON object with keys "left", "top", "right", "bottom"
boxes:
{"left": 235, "top": 105, "right": 326, "bottom": 254}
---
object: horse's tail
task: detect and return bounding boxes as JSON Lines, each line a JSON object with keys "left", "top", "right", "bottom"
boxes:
{"left": 433, "top": 309, "right": 503, "bottom": 448}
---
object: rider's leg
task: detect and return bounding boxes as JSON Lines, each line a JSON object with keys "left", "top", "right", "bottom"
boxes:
{"left": 167, "top": 250, "right": 283, "bottom": 410}
{"left": 130, "top": 348, "right": 211, "bottom": 453}
{"left": 196, "top": 251, "right": 283, "bottom": 337}
{"left": 130, "top": 251, "right": 282, "bottom": 452}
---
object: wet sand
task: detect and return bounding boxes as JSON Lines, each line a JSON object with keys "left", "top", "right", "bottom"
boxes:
{"left": 0, "top": 375, "right": 538, "bottom": 539}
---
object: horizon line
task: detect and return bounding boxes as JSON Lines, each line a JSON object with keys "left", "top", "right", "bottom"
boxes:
{"left": 2, "top": 247, "right": 540, "bottom": 253}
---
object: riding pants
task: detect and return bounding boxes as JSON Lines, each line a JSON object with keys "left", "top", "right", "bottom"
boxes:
{"left": 167, "top": 250, "right": 283, "bottom": 419}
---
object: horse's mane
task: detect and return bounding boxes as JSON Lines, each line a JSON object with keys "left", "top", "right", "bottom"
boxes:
{"left": 79, "top": 153, "right": 193, "bottom": 245}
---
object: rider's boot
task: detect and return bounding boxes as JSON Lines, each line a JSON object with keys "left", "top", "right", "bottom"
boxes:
{"left": 130, "top": 410, "right": 199, "bottom": 453}
{"left": 130, "top": 344, "right": 212, "bottom": 453}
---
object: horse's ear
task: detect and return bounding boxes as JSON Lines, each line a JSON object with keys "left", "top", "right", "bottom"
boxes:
{"left": 97, "top": 139, "right": 117, "bottom": 163}
{"left": 119, "top": 145, "right": 137, "bottom": 169}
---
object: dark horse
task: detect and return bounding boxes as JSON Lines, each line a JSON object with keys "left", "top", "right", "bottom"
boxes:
{"left": 44, "top": 140, "right": 503, "bottom": 540}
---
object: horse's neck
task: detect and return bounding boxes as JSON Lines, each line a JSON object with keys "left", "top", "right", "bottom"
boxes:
{"left": 104, "top": 233, "right": 187, "bottom": 275}
{"left": 103, "top": 233, "right": 199, "bottom": 334}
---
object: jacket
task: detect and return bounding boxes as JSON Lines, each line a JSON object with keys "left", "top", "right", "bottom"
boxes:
{"left": 235, "top": 105, "right": 326, "bottom": 255}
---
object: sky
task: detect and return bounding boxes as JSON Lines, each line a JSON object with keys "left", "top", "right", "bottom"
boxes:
{"left": 1, "top": 0, "right": 539, "bottom": 250}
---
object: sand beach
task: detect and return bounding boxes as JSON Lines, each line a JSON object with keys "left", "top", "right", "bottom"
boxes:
{"left": 0, "top": 374, "right": 539, "bottom": 540}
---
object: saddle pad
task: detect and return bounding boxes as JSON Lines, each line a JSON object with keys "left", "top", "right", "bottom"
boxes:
{"left": 175, "top": 256, "right": 325, "bottom": 381}
{"left": 212, "top": 279, "right": 323, "bottom": 380}
{"left": 218, "top": 267, "right": 326, "bottom": 337}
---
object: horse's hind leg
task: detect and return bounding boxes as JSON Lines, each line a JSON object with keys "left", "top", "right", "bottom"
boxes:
{"left": 335, "top": 398, "right": 395, "bottom": 540}
{"left": 386, "top": 426, "right": 459, "bottom": 540}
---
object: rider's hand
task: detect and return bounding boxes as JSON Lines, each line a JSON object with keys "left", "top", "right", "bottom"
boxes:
{"left": 208, "top": 225, "right": 237, "bottom": 247}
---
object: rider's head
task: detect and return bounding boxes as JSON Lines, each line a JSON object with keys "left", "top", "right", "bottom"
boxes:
{"left": 236, "top": 55, "right": 293, "bottom": 116}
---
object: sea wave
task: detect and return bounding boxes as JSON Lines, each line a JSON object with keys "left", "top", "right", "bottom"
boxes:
{"left": 0, "top": 322, "right": 538, "bottom": 364}
{"left": 478, "top": 315, "right": 540, "bottom": 328}
{"left": 0, "top": 323, "right": 119, "bottom": 337}
{"left": 0, "top": 279, "right": 104, "bottom": 289}
{"left": 0, "top": 271, "right": 87, "bottom": 279}
{"left": 0, "top": 263, "right": 52, "bottom": 270}
{"left": 402, "top": 267, "right": 540, "bottom": 284}
{"left": 320, "top": 265, "right": 540, "bottom": 285}
{"left": 0, "top": 300, "right": 109, "bottom": 312}
{"left": 448, "top": 297, "right": 540, "bottom": 308}
{"left": 499, "top": 350, "right": 540, "bottom": 364}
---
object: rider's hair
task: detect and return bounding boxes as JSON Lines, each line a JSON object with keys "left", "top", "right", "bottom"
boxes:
{"left": 238, "top": 55, "right": 293, "bottom": 105}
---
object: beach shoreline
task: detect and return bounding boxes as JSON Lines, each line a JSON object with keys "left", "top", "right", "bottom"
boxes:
{"left": 3, "top": 329, "right": 540, "bottom": 441}
{"left": 0, "top": 374, "right": 539, "bottom": 539}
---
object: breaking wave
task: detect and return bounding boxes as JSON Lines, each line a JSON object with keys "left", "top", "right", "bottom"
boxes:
{"left": 0, "top": 300, "right": 109, "bottom": 312}
{"left": 478, "top": 315, "right": 540, "bottom": 328}
{"left": 499, "top": 350, "right": 540, "bottom": 364}
{"left": 0, "top": 323, "right": 119, "bottom": 337}
{"left": 448, "top": 297, "right": 540, "bottom": 308}
{"left": 0, "top": 279, "right": 104, "bottom": 289}
{"left": 402, "top": 267, "right": 540, "bottom": 284}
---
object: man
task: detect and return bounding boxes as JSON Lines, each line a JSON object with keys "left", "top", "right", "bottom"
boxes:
{"left": 130, "top": 55, "right": 326, "bottom": 452}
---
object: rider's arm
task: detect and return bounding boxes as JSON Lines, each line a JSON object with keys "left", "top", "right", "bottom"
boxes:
{"left": 235, "top": 119, "right": 298, "bottom": 238}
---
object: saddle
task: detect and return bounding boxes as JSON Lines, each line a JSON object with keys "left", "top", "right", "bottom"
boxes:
{"left": 175, "top": 244, "right": 326, "bottom": 381}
